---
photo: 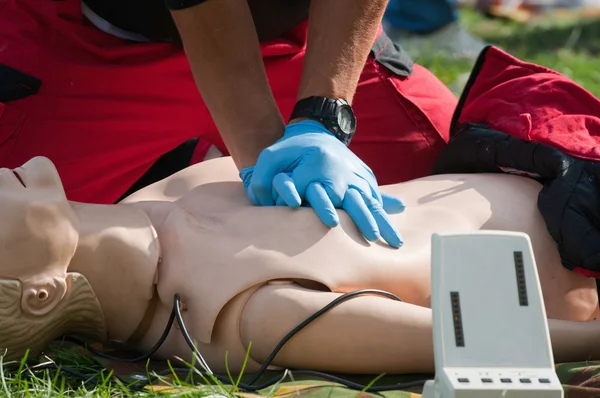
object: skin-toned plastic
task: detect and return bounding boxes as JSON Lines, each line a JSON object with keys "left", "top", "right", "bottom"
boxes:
{"left": 1, "top": 156, "right": 598, "bottom": 374}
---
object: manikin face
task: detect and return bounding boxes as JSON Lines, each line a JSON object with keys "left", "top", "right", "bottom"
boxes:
{"left": 0, "top": 157, "right": 78, "bottom": 282}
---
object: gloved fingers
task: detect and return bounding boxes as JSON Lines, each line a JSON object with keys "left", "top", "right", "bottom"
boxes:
{"left": 361, "top": 191, "right": 403, "bottom": 248}
{"left": 360, "top": 164, "right": 380, "bottom": 191}
{"left": 248, "top": 150, "right": 280, "bottom": 206}
{"left": 321, "top": 181, "right": 345, "bottom": 208}
{"left": 306, "top": 182, "right": 339, "bottom": 228}
{"left": 342, "top": 188, "right": 380, "bottom": 242}
{"left": 272, "top": 173, "right": 302, "bottom": 208}
{"left": 362, "top": 175, "right": 405, "bottom": 214}
{"left": 247, "top": 189, "right": 260, "bottom": 206}
{"left": 355, "top": 172, "right": 380, "bottom": 205}
{"left": 239, "top": 166, "right": 254, "bottom": 187}
{"left": 381, "top": 191, "right": 406, "bottom": 214}
{"left": 239, "top": 166, "right": 259, "bottom": 205}
{"left": 362, "top": 162, "right": 377, "bottom": 180}
{"left": 275, "top": 194, "right": 287, "bottom": 207}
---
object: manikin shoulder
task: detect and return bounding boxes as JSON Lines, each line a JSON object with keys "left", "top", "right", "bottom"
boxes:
{"left": 120, "top": 157, "right": 241, "bottom": 204}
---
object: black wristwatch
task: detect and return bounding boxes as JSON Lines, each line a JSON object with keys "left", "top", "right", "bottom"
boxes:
{"left": 289, "top": 96, "right": 357, "bottom": 146}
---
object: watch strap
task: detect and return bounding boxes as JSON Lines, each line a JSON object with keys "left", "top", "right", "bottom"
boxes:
{"left": 290, "top": 97, "right": 341, "bottom": 122}
{"left": 290, "top": 96, "right": 354, "bottom": 145}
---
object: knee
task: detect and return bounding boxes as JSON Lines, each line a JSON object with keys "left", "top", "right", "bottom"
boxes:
{"left": 350, "top": 61, "right": 457, "bottom": 184}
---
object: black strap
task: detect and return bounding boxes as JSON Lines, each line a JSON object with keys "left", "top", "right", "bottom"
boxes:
{"left": 0, "top": 64, "right": 42, "bottom": 102}
{"left": 82, "top": 0, "right": 310, "bottom": 44}
{"left": 83, "top": 0, "right": 182, "bottom": 43}
{"left": 290, "top": 96, "right": 337, "bottom": 122}
{"left": 369, "top": 29, "right": 413, "bottom": 77}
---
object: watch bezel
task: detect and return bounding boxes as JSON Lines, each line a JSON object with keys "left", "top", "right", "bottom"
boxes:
{"left": 336, "top": 102, "right": 357, "bottom": 136}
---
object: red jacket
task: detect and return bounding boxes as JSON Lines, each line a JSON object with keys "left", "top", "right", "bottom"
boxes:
{"left": 436, "top": 46, "right": 600, "bottom": 278}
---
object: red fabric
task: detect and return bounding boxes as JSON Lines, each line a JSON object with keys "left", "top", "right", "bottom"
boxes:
{"left": 457, "top": 46, "right": 600, "bottom": 279}
{"left": 458, "top": 46, "right": 600, "bottom": 162}
{"left": 189, "top": 139, "right": 213, "bottom": 166}
{"left": 573, "top": 267, "right": 600, "bottom": 279}
{"left": 0, "top": 0, "right": 456, "bottom": 204}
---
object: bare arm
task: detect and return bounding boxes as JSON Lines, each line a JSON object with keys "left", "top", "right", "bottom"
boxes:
{"left": 170, "top": 0, "right": 387, "bottom": 169}
{"left": 170, "top": 0, "right": 284, "bottom": 170}
{"left": 239, "top": 283, "right": 600, "bottom": 375}
{"left": 240, "top": 283, "right": 436, "bottom": 374}
{"left": 296, "top": 0, "right": 388, "bottom": 103}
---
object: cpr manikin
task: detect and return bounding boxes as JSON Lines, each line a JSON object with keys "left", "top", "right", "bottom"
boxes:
{"left": 2, "top": 156, "right": 600, "bottom": 375}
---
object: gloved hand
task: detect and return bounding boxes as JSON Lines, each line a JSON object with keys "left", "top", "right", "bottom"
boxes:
{"left": 239, "top": 120, "right": 406, "bottom": 248}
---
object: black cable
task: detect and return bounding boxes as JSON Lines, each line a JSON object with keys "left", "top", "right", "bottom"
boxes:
{"left": 62, "top": 302, "right": 177, "bottom": 363}
{"left": 171, "top": 289, "right": 428, "bottom": 392}
{"left": 36, "top": 289, "right": 429, "bottom": 393}
{"left": 242, "top": 289, "right": 404, "bottom": 385}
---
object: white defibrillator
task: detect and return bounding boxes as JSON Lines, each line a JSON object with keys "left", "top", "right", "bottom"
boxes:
{"left": 422, "top": 231, "right": 563, "bottom": 398}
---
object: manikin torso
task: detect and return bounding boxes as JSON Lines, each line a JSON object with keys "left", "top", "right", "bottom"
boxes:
{"left": 3, "top": 156, "right": 594, "bottom": 372}
{"left": 2, "top": 156, "right": 599, "bottom": 375}
{"left": 117, "top": 157, "right": 580, "bottom": 372}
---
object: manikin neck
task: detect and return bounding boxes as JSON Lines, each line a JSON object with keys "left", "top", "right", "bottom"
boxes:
{"left": 67, "top": 202, "right": 161, "bottom": 342}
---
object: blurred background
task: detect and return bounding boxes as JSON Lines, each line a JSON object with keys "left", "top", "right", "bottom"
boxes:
{"left": 382, "top": 0, "right": 600, "bottom": 96}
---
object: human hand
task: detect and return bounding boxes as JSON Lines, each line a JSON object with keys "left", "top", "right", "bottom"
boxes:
{"left": 239, "top": 120, "right": 405, "bottom": 248}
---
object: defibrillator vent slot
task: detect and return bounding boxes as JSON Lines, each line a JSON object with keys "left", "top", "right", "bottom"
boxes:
{"left": 450, "top": 291, "right": 465, "bottom": 347}
{"left": 514, "top": 251, "right": 529, "bottom": 306}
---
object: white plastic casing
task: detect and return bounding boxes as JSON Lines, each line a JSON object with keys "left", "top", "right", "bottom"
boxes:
{"left": 422, "top": 231, "right": 563, "bottom": 398}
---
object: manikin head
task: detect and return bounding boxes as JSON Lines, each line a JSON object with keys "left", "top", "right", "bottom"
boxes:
{"left": 0, "top": 157, "right": 106, "bottom": 362}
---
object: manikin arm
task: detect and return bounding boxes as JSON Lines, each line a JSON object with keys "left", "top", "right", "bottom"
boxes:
{"left": 239, "top": 283, "right": 600, "bottom": 375}
{"left": 240, "top": 282, "right": 435, "bottom": 374}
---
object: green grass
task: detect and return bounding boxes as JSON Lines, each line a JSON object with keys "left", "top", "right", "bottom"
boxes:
{"left": 422, "top": 9, "right": 600, "bottom": 96}
{"left": 0, "top": 347, "right": 237, "bottom": 397}
{"left": 3, "top": 10, "right": 600, "bottom": 398}
{"left": 2, "top": 350, "right": 150, "bottom": 397}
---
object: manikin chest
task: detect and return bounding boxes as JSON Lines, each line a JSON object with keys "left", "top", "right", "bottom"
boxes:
{"left": 152, "top": 201, "right": 475, "bottom": 346}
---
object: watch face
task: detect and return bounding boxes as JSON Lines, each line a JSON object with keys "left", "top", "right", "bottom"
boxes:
{"left": 337, "top": 105, "right": 357, "bottom": 135}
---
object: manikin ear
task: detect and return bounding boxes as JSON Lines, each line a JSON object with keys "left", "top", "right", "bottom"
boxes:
{"left": 21, "top": 276, "right": 68, "bottom": 317}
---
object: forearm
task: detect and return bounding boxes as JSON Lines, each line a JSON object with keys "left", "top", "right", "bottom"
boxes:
{"left": 240, "top": 283, "right": 435, "bottom": 374}
{"left": 170, "top": 0, "right": 284, "bottom": 170}
{"left": 298, "top": 0, "right": 388, "bottom": 102}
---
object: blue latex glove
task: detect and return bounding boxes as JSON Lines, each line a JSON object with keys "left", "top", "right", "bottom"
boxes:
{"left": 239, "top": 120, "right": 406, "bottom": 248}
